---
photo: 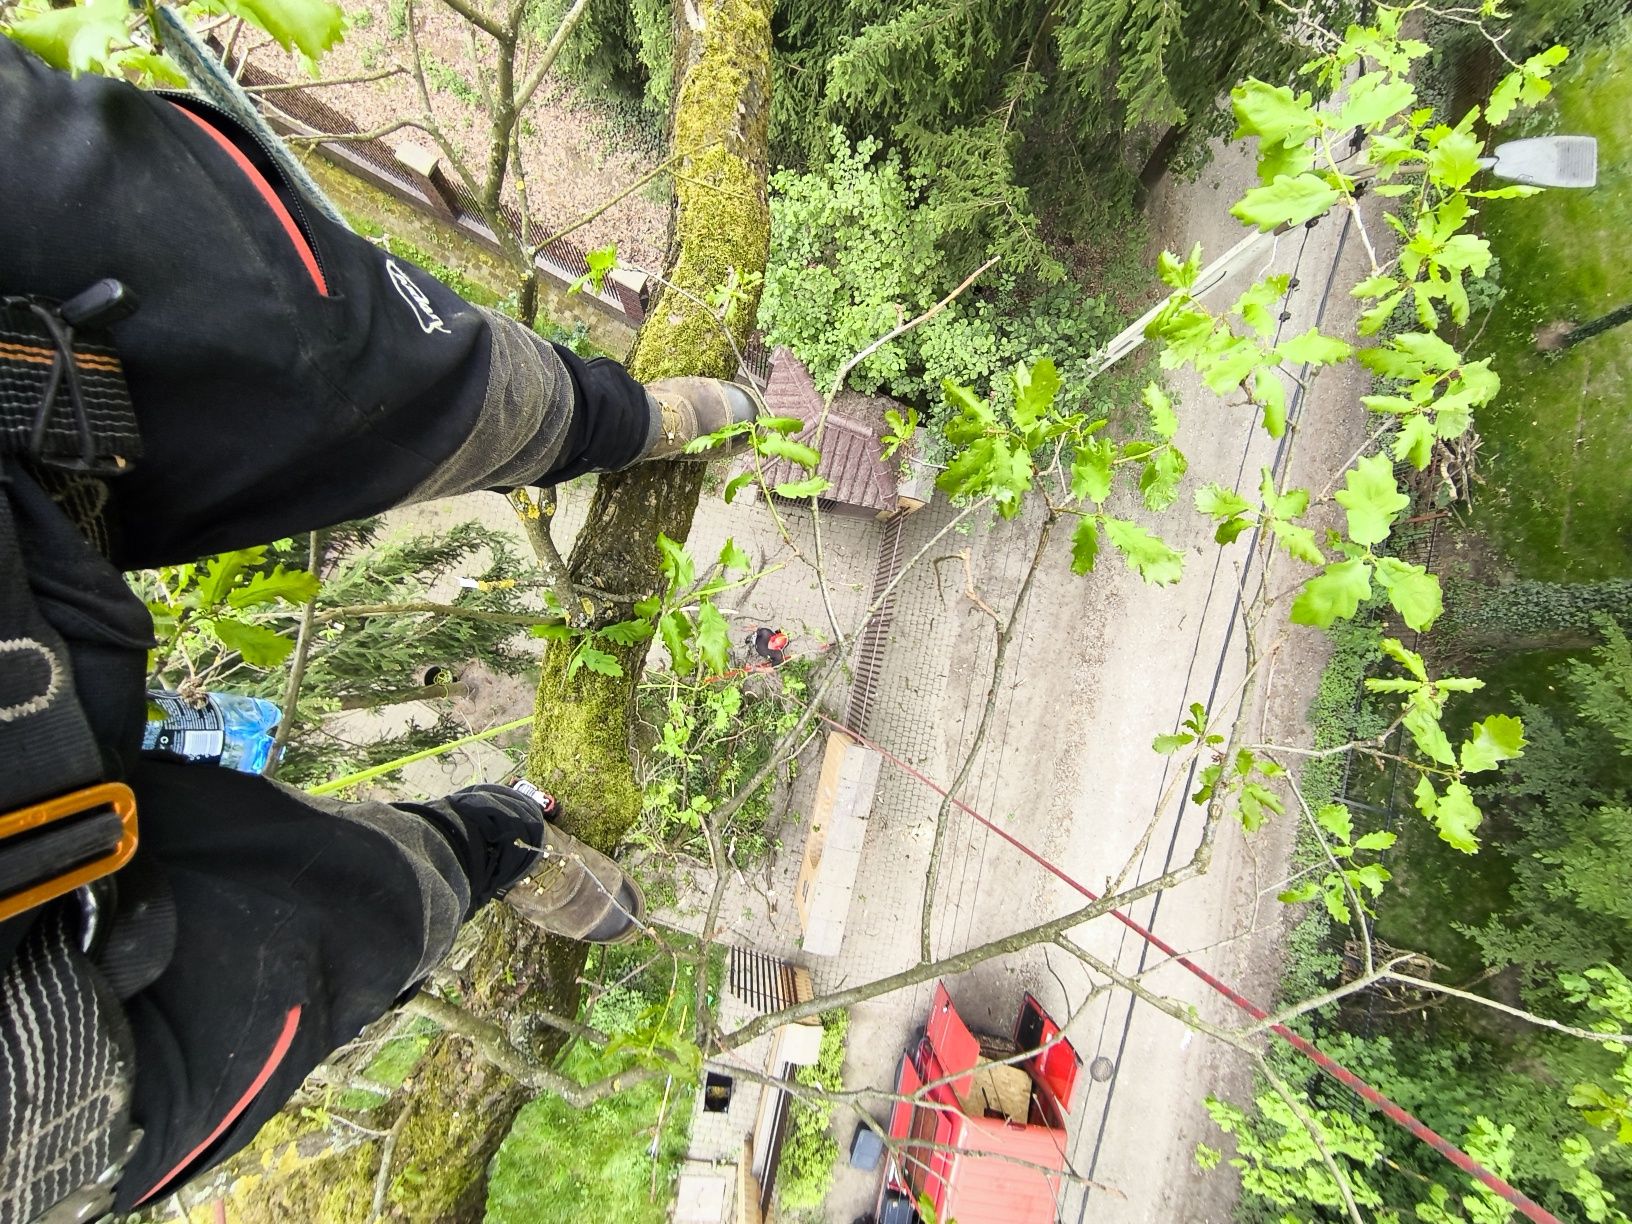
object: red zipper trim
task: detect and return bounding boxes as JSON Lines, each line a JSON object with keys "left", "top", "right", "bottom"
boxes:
{"left": 134, "top": 1004, "right": 304, "bottom": 1205}
{"left": 170, "top": 105, "right": 329, "bottom": 296}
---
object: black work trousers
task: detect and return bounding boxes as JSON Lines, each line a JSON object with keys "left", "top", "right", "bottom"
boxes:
{"left": 0, "top": 40, "right": 652, "bottom": 1210}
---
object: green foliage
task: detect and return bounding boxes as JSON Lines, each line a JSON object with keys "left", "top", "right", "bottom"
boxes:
{"left": 1276, "top": 803, "right": 1395, "bottom": 925}
{"left": 758, "top": 132, "right": 1120, "bottom": 413}
{"left": 1196, "top": 19, "right": 1632, "bottom": 1224}
{"left": 1205, "top": 1089, "right": 1386, "bottom": 1213}
{"left": 485, "top": 945, "right": 701, "bottom": 1224}
{"left": 1561, "top": 967, "right": 1632, "bottom": 1148}
{"left": 204, "top": 0, "right": 346, "bottom": 58}
{"left": 424, "top": 55, "right": 479, "bottom": 105}
{"left": 1469, "top": 33, "right": 1632, "bottom": 583}
{"left": 635, "top": 659, "right": 809, "bottom": 866}
{"left": 565, "top": 0, "right": 1296, "bottom": 269}
{"left": 548, "top": 0, "right": 672, "bottom": 117}
{"left": 1462, "top": 621, "right": 1632, "bottom": 990}
{"left": 140, "top": 544, "right": 320, "bottom": 676}
{"left": 1497, "top": 0, "right": 1628, "bottom": 54}
{"left": 3, "top": 0, "right": 342, "bottom": 78}
{"left": 569, "top": 244, "right": 619, "bottom": 296}
{"left": 933, "top": 358, "right": 1190, "bottom": 592}
{"left": 2, "top": 0, "right": 184, "bottom": 81}
{"left": 1444, "top": 579, "right": 1632, "bottom": 648}
{"left": 777, "top": 1010, "right": 849, "bottom": 1213}
{"left": 797, "top": 0, "right": 1301, "bottom": 267}
{"left": 133, "top": 521, "right": 541, "bottom": 786}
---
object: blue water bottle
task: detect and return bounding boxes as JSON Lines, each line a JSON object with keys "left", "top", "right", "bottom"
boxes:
{"left": 143, "top": 691, "right": 284, "bottom": 773}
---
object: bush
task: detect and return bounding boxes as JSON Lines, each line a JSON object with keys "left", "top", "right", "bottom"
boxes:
{"left": 549, "top": 0, "right": 673, "bottom": 117}
{"left": 1444, "top": 578, "right": 1632, "bottom": 646}
{"left": 757, "top": 131, "right": 1117, "bottom": 417}
{"left": 776, "top": 1010, "right": 850, "bottom": 1213}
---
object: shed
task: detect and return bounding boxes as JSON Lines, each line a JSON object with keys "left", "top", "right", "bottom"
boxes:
{"left": 747, "top": 348, "right": 928, "bottom": 520}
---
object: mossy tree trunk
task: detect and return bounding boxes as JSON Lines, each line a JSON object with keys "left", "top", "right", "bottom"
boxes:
{"left": 194, "top": 4, "right": 771, "bottom": 1220}
{"left": 521, "top": 0, "right": 773, "bottom": 963}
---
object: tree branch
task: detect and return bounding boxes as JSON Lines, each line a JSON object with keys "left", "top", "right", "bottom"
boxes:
{"left": 403, "top": 992, "right": 664, "bottom": 1107}
{"left": 1386, "top": 973, "right": 1632, "bottom": 1045}
{"left": 366, "top": 1107, "right": 410, "bottom": 1224}
{"left": 530, "top": 151, "right": 685, "bottom": 256}
{"left": 515, "top": 0, "right": 592, "bottom": 113}
{"left": 246, "top": 66, "right": 406, "bottom": 92}
{"left": 1261, "top": 1057, "right": 1367, "bottom": 1224}
{"left": 507, "top": 489, "right": 586, "bottom": 624}
{"left": 435, "top": 0, "right": 505, "bottom": 42}
{"left": 921, "top": 513, "right": 1055, "bottom": 961}
{"left": 263, "top": 532, "right": 319, "bottom": 778}
{"left": 715, "top": 838, "right": 1221, "bottom": 1054}
{"left": 319, "top": 601, "right": 553, "bottom": 626}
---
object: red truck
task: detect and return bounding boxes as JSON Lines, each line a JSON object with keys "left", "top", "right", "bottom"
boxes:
{"left": 872, "top": 981, "right": 1081, "bottom": 1223}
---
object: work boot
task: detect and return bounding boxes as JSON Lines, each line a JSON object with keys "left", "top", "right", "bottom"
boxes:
{"left": 637, "top": 376, "right": 766, "bottom": 462}
{"left": 501, "top": 802, "right": 647, "bottom": 945}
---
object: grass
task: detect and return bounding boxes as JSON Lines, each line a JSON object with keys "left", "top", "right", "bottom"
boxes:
{"left": 483, "top": 944, "right": 703, "bottom": 1224}
{"left": 1467, "top": 34, "right": 1632, "bottom": 581}
{"left": 484, "top": 1069, "right": 693, "bottom": 1223}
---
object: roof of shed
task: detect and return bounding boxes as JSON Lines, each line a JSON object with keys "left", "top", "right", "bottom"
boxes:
{"left": 753, "top": 348, "right": 900, "bottom": 513}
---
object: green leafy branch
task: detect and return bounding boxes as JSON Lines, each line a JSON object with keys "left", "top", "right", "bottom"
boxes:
{"left": 142, "top": 544, "right": 321, "bottom": 681}
{"left": 1361, "top": 638, "right": 1525, "bottom": 852}
{"left": 936, "top": 356, "right": 1189, "bottom": 586}
{"left": 3, "top": 0, "right": 345, "bottom": 83}
{"left": 1276, "top": 802, "right": 1395, "bottom": 924}
{"left": 536, "top": 533, "right": 765, "bottom": 681}
{"left": 684, "top": 414, "right": 835, "bottom": 503}
{"left": 1561, "top": 966, "right": 1632, "bottom": 1147}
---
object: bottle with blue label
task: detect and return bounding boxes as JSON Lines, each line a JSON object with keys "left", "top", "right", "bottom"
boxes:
{"left": 142, "top": 691, "right": 284, "bottom": 773}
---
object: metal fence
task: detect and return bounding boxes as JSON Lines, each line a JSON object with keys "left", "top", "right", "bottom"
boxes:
{"left": 219, "top": 45, "right": 645, "bottom": 324}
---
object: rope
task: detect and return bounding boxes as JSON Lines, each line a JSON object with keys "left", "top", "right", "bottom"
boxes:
{"left": 820, "top": 713, "right": 1563, "bottom": 1224}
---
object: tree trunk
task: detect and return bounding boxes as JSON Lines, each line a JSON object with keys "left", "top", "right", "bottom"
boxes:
{"left": 194, "top": 3, "right": 772, "bottom": 1219}
{"left": 527, "top": 0, "right": 773, "bottom": 850}
{"left": 1554, "top": 300, "right": 1632, "bottom": 351}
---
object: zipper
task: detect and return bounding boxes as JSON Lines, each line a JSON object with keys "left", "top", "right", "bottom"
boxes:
{"left": 157, "top": 91, "right": 332, "bottom": 294}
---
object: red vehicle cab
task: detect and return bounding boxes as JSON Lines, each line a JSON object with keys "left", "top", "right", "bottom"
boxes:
{"left": 874, "top": 981, "right": 1080, "bottom": 1224}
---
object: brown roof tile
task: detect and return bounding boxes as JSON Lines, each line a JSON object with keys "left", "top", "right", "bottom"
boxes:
{"left": 749, "top": 348, "right": 899, "bottom": 512}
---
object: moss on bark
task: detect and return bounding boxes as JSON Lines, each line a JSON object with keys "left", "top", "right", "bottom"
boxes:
{"left": 527, "top": 0, "right": 771, "bottom": 845}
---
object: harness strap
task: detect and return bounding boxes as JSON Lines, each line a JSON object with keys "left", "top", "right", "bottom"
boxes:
{"left": 0, "top": 296, "right": 140, "bottom": 477}
{"left": 0, "top": 291, "right": 147, "bottom": 1221}
{"left": 0, "top": 909, "right": 139, "bottom": 1224}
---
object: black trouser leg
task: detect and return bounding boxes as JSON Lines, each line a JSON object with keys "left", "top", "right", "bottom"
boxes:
{"left": 113, "top": 763, "right": 545, "bottom": 1211}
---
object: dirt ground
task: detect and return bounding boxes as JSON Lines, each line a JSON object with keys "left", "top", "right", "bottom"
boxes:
{"left": 237, "top": 3, "right": 671, "bottom": 268}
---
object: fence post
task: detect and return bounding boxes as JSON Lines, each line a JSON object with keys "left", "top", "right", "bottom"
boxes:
{"left": 395, "top": 142, "right": 459, "bottom": 222}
